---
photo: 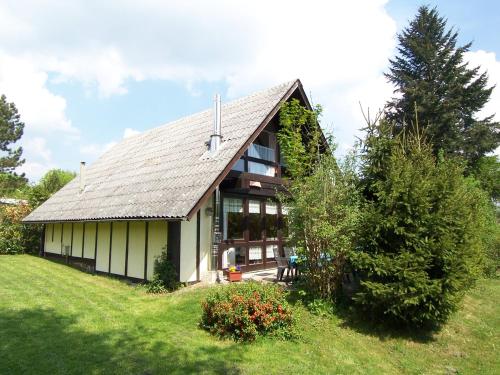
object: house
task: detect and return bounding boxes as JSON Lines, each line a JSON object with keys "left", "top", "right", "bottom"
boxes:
{"left": 0, "top": 198, "right": 29, "bottom": 206}
{"left": 23, "top": 79, "right": 320, "bottom": 283}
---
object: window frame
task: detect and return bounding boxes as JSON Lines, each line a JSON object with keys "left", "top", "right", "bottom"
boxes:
{"left": 218, "top": 193, "right": 287, "bottom": 271}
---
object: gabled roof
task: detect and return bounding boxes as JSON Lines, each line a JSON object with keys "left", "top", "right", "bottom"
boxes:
{"left": 24, "top": 79, "right": 302, "bottom": 223}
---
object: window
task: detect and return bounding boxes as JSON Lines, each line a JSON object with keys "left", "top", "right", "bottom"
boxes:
{"left": 248, "top": 161, "right": 276, "bottom": 176}
{"left": 249, "top": 143, "right": 275, "bottom": 162}
{"left": 249, "top": 246, "right": 263, "bottom": 264}
{"left": 248, "top": 200, "right": 261, "bottom": 241}
{"left": 231, "top": 158, "right": 245, "bottom": 172}
{"left": 235, "top": 246, "right": 247, "bottom": 266}
{"left": 223, "top": 198, "right": 244, "bottom": 240}
{"left": 266, "top": 201, "right": 278, "bottom": 240}
{"left": 266, "top": 244, "right": 277, "bottom": 261}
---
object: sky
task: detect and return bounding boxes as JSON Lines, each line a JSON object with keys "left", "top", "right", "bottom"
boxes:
{"left": 0, "top": 0, "right": 498, "bottom": 182}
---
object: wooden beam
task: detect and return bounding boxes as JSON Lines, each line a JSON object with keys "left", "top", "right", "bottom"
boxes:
{"left": 60, "top": 223, "right": 63, "bottom": 255}
{"left": 108, "top": 222, "right": 113, "bottom": 274}
{"left": 144, "top": 221, "right": 149, "bottom": 281}
{"left": 70, "top": 223, "right": 74, "bottom": 257}
{"left": 124, "top": 221, "right": 130, "bottom": 277}
{"left": 196, "top": 211, "right": 200, "bottom": 281}
{"left": 94, "top": 222, "right": 99, "bottom": 261}
{"left": 81, "top": 223, "right": 86, "bottom": 259}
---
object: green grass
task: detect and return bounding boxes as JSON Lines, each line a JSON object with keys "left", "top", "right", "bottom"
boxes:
{"left": 0, "top": 255, "right": 498, "bottom": 374}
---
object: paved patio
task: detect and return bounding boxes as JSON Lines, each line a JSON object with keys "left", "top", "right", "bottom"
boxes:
{"left": 217, "top": 267, "right": 297, "bottom": 286}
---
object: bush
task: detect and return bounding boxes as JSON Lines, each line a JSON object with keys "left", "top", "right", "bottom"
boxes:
{"left": 277, "top": 99, "right": 361, "bottom": 301}
{"left": 146, "top": 249, "right": 180, "bottom": 293}
{"left": 145, "top": 277, "right": 167, "bottom": 294}
{"left": 200, "top": 282, "right": 295, "bottom": 342}
{"left": 0, "top": 204, "right": 41, "bottom": 254}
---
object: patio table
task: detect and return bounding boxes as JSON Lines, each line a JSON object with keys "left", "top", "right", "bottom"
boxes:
{"left": 288, "top": 255, "right": 298, "bottom": 266}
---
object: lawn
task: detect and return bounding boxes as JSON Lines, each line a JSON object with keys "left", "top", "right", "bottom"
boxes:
{"left": 0, "top": 255, "right": 498, "bottom": 374}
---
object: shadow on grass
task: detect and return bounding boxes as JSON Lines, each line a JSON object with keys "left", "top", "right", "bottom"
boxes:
{"left": 0, "top": 307, "right": 243, "bottom": 375}
{"left": 40, "top": 254, "right": 143, "bottom": 287}
{"left": 334, "top": 302, "right": 436, "bottom": 344}
{"left": 286, "top": 287, "right": 436, "bottom": 344}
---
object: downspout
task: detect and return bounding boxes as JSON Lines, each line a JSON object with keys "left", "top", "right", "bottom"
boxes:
{"left": 210, "top": 94, "right": 222, "bottom": 282}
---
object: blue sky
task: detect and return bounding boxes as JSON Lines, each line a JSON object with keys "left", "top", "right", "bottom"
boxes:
{"left": 0, "top": 0, "right": 498, "bottom": 181}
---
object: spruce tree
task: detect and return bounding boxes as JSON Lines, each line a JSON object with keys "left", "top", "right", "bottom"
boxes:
{"left": 0, "top": 95, "right": 25, "bottom": 174}
{"left": 385, "top": 6, "right": 499, "bottom": 166}
{"left": 354, "top": 120, "right": 492, "bottom": 327}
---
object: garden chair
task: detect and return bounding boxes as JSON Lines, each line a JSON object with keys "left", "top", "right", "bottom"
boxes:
{"left": 275, "top": 256, "right": 290, "bottom": 281}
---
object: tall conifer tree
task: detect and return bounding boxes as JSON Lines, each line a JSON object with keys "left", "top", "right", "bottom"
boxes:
{"left": 0, "top": 95, "right": 25, "bottom": 174}
{"left": 385, "top": 6, "right": 499, "bottom": 166}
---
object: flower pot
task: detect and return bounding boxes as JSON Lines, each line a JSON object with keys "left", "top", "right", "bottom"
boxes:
{"left": 228, "top": 271, "right": 242, "bottom": 282}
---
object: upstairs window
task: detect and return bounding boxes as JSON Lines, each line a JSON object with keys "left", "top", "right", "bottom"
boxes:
{"left": 248, "top": 161, "right": 276, "bottom": 177}
{"left": 231, "top": 158, "right": 245, "bottom": 172}
{"left": 248, "top": 131, "right": 276, "bottom": 162}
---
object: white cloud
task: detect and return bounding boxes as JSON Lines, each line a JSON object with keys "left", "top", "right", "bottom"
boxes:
{"left": 17, "top": 137, "right": 55, "bottom": 181}
{"left": 80, "top": 141, "right": 117, "bottom": 159}
{"left": 123, "top": 128, "right": 141, "bottom": 139}
{"left": 465, "top": 50, "right": 500, "bottom": 122}
{"left": 22, "top": 137, "right": 52, "bottom": 162}
{"left": 0, "top": 52, "right": 79, "bottom": 136}
{"left": 18, "top": 161, "right": 55, "bottom": 182}
{"left": 0, "top": 0, "right": 399, "bottom": 180}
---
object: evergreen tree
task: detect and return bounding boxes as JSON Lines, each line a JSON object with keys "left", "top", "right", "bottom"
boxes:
{"left": 354, "top": 120, "right": 493, "bottom": 327}
{"left": 385, "top": 6, "right": 499, "bottom": 166}
{"left": 0, "top": 95, "right": 25, "bottom": 174}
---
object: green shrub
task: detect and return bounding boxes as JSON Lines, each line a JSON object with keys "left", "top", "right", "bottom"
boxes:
{"left": 145, "top": 277, "right": 167, "bottom": 294}
{"left": 200, "top": 282, "right": 296, "bottom": 342}
{"left": 146, "top": 249, "right": 180, "bottom": 293}
{"left": 354, "top": 122, "right": 494, "bottom": 327}
{"left": 0, "top": 204, "right": 41, "bottom": 254}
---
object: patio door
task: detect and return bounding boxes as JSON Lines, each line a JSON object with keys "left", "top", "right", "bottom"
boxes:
{"left": 218, "top": 195, "right": 284, "bottom": 272}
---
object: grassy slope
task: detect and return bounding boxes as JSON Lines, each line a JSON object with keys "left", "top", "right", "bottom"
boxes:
{"left": 0, "top": 255, "right": 498, "bottom": 375}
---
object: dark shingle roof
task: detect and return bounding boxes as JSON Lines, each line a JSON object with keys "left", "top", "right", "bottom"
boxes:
{"left": 23, "top": 80, "right": 299, "bottom": 222}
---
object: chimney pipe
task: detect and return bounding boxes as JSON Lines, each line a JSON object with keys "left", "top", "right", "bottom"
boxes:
{"left": 79, "top": 161, "right": 86, "bottom": 193}
{"left": 210, "top": 94, "right": 221, "bottom": 152}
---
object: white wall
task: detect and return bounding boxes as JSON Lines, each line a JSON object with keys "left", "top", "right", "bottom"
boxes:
{"left": 199, "top": 198, "right": 213, "bottom": 280}
{"left": 72, "top": 223, "right": 84, "bottom": 257}
{"left": 45, "top": 223, "right": 62, "bottom": 254}
{"left": 147, "top": 221, "right": 168, "bottom": 280}
{"left": 83, "top": 222, "right": 96, "bottom": 259}
{"left": 62, "top": 223, "right": 72, "bottom": 254}
{"left": 128, "top": 221, "right": 146, "bottom": 279}
{"left": 180, "top": 217, "right": 197, "bottom": 282}
{"left": 44, "top": 223, "right": 61, "bottom": 254}
{"left": 44, "top": 220, "right": 170, "bottom": 280}
{"left": 179, "top": 197, "right": 213, "bottom": 283}
{"left": 95, "top": 222, "right": 111, "bottom": 272}
{"left": 110, "top": 221, "right": 127, "bottom": 275}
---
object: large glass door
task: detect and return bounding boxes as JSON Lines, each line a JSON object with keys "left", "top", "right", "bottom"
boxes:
{"left": 218, "top": 195, "right": 285, "bottom": 271}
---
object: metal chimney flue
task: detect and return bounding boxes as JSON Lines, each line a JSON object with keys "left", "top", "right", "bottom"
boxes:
{"left": 79, "top": 161, "right": 86, "bottom": 193}
{"left": 210, "top": 94, "right": 221, "bottom": 152}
